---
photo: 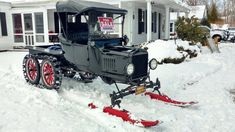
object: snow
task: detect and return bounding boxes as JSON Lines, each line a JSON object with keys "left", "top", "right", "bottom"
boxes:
{"left": 143, "top": 39, "right": 200, "bottom": 63}
{"left": 211, "top": 24, "right": 229, "bottom": 30}
{"left": 170, "top": 12, "right": 186, "bottom": 21}
{"left": 188, "top": 5, "right": 206, "bottom": 20}
{"left": 170, "top": 5, "right": 206, "bottom": 21}
{"left": 1, "top": 42, "right": 235, "bottom": 131}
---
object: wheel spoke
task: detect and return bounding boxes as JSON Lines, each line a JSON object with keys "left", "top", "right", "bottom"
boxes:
{"left": 26, "top": 58, "right": 38, "bottom": 81}
{"left": 42, "top": 62, "right": 55, "bottom": 87}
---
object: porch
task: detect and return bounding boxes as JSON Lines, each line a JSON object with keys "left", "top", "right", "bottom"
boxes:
{"left": 120, "top": 0, "right": 189, "bottom": 45}
{"left": 11, "top": 1, "right": 59, "bottom": 46}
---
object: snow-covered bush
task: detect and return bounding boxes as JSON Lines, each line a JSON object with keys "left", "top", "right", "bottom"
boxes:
{"left": 141, "top": 39, "right": 200, "bottom": 64}
{"left": 175, "top": 16, "right": 208, "bottom": 45}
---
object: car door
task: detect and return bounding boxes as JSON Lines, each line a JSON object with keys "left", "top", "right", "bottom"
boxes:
{"left": 59, "top": 36, "right": 74, "bottom": 63}
{"left": 73, "top": 43, "right": 89, "bottom": 67}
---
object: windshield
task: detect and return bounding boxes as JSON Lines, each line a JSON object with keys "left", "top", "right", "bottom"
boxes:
{"left": 88, "top": 11, "right": 124, "bottom": 40}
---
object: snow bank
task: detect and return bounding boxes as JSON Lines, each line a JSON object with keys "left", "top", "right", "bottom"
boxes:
{"left": 142, "top": 39, "right": 200, "bottom": 64}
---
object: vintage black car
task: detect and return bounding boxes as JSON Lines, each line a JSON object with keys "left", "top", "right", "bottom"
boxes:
{"left": 23, "top": 0, "right": 159, "bottom": 107}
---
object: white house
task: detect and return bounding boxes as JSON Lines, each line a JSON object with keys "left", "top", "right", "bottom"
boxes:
{"left": 0, "top": 1, "right": 13, "bottom": 50}
{"left": 1, "top": 0, "right": 189, "bottom": 48}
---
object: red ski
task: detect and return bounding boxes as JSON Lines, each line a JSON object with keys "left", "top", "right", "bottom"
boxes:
{"left": 145, "top": 92, "right": 198, "bottom": 107}
{"left": 88, "top": 103, "right": 160, "bottom": 127}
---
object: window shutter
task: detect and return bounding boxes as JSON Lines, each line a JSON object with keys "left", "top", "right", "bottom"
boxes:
{"left": 158, "top": 13, "right": 162, "bottom": 39}
{"left": 0, "top": 12, "right": 8, "bottom": 36}
{"left": 152, "top": 12, "right": 154, "bottom": 32}
{"left": 154, "top": 12, "right": 157, "bottom": 33}
{"left": 138, "top": 9, "right": 142, "bottom": 34}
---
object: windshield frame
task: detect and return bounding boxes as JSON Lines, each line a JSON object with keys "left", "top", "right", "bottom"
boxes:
{"left": 87, "top": 11, "right": 125, "bottom": 41}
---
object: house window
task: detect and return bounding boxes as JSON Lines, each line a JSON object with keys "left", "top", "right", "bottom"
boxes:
{"left": 138, "top": 9, "right": 144, "bottom": 34}
{"left": 48, "top": 12, "right": 60, "bottom": 43}
{"left": 24, "top": 14, "right": 33, "bottom": 31}
{"left": 35, "top": 13, "right": 44, "bottom": 33}
{"left": 170, "top": 22, "right": 174, "bottom": 33}
{"left": 35, "top": 13, "right": 44, "bottom": 42}
{"left": 0, "top": 12, "right": 8, "bottom": 36}
{"left": 12, "top": 14, "right": 23, "bottom": 43}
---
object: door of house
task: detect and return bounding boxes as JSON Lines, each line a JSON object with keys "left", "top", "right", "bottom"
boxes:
{"left": 23, "top": 13, "right": 34, "bottom": 45}
{"left": 12, "top": 12, "right": 45, "bottom": 46}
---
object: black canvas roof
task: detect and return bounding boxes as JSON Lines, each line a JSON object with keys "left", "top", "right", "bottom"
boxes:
{"left": 56, "top": 0, "right": 127, "bottom": 14}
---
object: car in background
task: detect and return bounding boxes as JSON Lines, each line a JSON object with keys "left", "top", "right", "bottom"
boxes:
{"left": 228, "top": 27, "right": 235, "bottom": 43}
{"left": 199, "top": 26, "right": 229, "bottom": 42}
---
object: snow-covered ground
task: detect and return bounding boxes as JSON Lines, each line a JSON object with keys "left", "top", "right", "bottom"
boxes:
{"left": 1, "top": 43, "right": 235, "bottom": 132}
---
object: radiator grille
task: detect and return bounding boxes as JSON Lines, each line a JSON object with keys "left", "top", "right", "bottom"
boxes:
{"left": 132, "top": 54, "right": 148, "bottom": 79}
{"left": 103, "top": 58, "right": 116, "bottom": 71}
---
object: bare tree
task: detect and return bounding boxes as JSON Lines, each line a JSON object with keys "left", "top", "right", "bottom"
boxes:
{"left": 225, "top": 0, "right": 235, "bottom": 26}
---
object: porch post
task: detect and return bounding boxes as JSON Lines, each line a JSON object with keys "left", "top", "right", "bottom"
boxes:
{"left": 165, "top": 6, "right": 170, "bottom": 39}
{"left": 147, "top": 0, "right": 152, "bottom": 42}
{"left": 43, "top": 9, "right": 49, "bottom": 44}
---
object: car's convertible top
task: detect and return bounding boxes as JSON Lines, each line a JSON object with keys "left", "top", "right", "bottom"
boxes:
{"left": 56, "top": 0, "right": 127, "bottom": 14}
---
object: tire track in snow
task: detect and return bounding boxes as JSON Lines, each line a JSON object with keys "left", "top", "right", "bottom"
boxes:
{"left": 0, "top": 71, "right": 112, "bottom": 132}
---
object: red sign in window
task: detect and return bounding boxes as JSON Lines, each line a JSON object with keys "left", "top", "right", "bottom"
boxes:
{"left": 98, "top": 17, "right": 114, "bottom": 32}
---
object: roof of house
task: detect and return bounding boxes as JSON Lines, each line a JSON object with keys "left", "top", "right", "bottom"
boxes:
{"left": 0, "top": 1, "right": 11, "bottom": 5}
{"left": 188, "top": 5, "right": 206, "bottom": 20}
{"left": 170, "top": 5, "right": 206, "bottom": 21}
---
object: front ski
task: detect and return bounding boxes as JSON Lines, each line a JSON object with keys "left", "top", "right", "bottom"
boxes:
{"left": 145, "top": 92, "right": 198, "bottom": 107}
{"left": 88, "top": 103, "right": 160, "bottom": 127}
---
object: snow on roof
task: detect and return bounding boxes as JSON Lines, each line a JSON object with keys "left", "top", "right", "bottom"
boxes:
{"left": 170, "top": 5, "right": 206, "bottom": 21}
{"left": 170, "top": 12, "right": 185, "bottom": 21}
{"left": 188, "top": 5, "right": 206, "bottom": 20}
{"left": 0, "top": 0, "right": 10, "bottom": 4}
{"left": 173, "top": 0, "right": 189, "bottom": 8}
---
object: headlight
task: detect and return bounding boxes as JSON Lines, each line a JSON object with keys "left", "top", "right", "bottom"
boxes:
{"left": 149, "top": 58, "right": 158, "bottom": 70}
{"left": 126, "top": 63, "right": 134, "bottom": 75}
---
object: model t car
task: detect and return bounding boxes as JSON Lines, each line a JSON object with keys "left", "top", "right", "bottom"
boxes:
{"left": 23, "top": 0, "right": 159, "bottom": 107}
